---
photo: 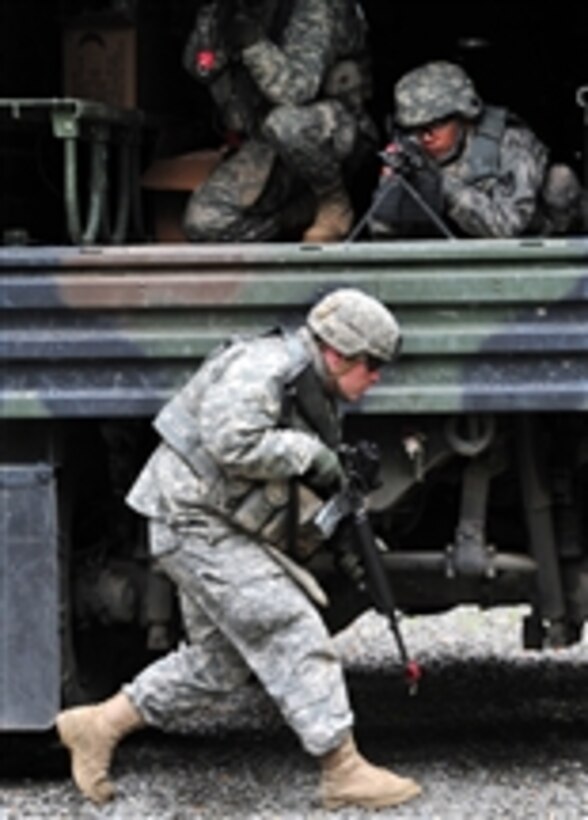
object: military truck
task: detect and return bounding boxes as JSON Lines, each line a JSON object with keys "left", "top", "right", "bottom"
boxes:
{"left": 2, "top": 1, "right": 588, "bottom": 731}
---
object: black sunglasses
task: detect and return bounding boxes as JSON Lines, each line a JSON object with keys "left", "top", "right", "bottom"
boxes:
{"left": 362, "top": 337, "right": 402, "bottom": 371}
{"left": 364, "top": 354, "right": 386, "bottom": 372}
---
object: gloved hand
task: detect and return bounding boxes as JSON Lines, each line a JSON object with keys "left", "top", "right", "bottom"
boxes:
{"left": 379, "top": 138, "right": 432, "bottom": 177}
{"left": 226, "top": 9, "right": 263, "bottom": 50}
{"left": 378, "top": 142, "right": 403, "bottom": 178}
{"left": 305, "top": 446, "right": 345, "bottom": 495}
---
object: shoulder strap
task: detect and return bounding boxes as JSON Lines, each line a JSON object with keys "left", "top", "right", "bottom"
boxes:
{"left": 461, "top": 106, "right": 507, "bottom": 182}
{"left": 280, "top": 332, "right": 340, "bottom": 449}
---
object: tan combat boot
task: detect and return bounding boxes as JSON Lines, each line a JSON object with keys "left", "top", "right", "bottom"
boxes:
{"left": 320, "top": 734, "right": 422, "bottom": 810}
{"left": 302, "top": 187, "right": 353, "bottom": 243}
{"left": 56, "top": 691, "right": 144, "bottom": 804}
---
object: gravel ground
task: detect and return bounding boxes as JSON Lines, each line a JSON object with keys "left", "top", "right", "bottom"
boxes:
{"left": 3, "top": 605, "right": 588, "bottom": 819}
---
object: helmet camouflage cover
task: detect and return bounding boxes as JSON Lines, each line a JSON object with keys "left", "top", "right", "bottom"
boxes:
{"left": 394, "top": 61, "right": 482, "bottom": 128}
{"left": 307, "top": 288, "right": 401, "bottom": 362}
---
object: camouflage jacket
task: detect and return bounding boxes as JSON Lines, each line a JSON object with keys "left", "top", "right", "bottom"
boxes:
{"left": 184, "top": 0, "right": 371, "bottom": 133}
{"left": 440, "top": 106, "right": 549, "bottom": 237}
{"left": 239, "top": 0, "right": 368, "bottom": 106}
{"left": 126, "top": 327, "right": 340, "bottom": 550}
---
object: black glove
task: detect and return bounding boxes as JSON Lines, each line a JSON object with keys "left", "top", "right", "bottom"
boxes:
{"left": 226, "top": 9, "right": 263, "bottom": 50}
{"left": 304, "top": 446, "right": 345, "bottom": 495}
{"left": 373, "top": 140, "right": 444, "bottom": 238}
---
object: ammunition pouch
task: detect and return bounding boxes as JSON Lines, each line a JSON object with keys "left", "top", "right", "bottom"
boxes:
{"left": 231, "top": 479, "right": 289, "bottom": 539}
{"left": 231, "top": 480, "right": 324, "bottom": 557}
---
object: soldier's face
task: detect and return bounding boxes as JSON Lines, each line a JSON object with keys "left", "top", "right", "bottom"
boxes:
{"left": 412, "top": 117, "right": 463, "bottom": 162}
{"left": 324, "top": 348, "right": 382, "bottom": 402}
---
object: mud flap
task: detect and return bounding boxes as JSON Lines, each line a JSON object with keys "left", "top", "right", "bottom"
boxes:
{"left": 0, "top": 464, "right": 60, "bottom": 729}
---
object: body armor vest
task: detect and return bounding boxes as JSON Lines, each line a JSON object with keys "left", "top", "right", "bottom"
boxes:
{"left": 153, "top": 329, "right": 339, "bottom": 548}
{"left": 459, "top": 106, "right": 507, "bottom": 184}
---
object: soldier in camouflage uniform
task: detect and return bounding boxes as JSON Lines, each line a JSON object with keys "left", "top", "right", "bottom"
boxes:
{"left": 181, "top": 0, "right": 377, "bottom": 243}
{"left": 368, "top": 61, "right": 583, "bottom": 239}
{"left": 56, "top": 288, "right": 422, "bottom": 811}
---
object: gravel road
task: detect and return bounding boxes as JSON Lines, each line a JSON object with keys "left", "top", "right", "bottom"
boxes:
{"left": 3, "top": 605, "right": 588, "bottom": 819}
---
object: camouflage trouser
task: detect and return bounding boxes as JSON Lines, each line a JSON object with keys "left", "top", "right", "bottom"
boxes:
{"left": 124, "top": 518, "right": 353, "bottom": 757}
{"left": 183, "top": 99, "right": 358, "bottom": 242}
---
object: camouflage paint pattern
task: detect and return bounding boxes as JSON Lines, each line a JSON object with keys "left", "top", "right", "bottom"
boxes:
{"left": 3, "top": 239, "right": 588, "bottom": 419}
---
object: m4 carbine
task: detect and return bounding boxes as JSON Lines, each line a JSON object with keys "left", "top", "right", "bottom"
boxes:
{"left": 346, "top": 136, "right": 454, "bottom": 241}
{"left": 314, "top": 441, "right": 422, "bottom": 694}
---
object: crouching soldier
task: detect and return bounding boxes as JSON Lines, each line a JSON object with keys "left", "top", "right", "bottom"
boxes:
{"left": 369, "top": 60, "right": 582, "bottom": 239}
{"left": 181, "top": 0, "right": 377, "bottom": 243}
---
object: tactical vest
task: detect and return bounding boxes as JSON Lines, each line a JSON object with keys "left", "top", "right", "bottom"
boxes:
{"left": 458, "top": 106, "right": 507, "bottom": 184}
{"left": 153, "top": 329, "right": 339, "bottom": 549}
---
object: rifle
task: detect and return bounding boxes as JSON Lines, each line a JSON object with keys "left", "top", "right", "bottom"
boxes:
{"left": 346, "top": 135, "right": 455, "bottom": 241}
{"left": 313, "top": 441, "right": 422, "bottom": 694}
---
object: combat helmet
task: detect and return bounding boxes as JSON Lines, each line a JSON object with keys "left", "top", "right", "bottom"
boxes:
{"left": 395, "top": 61, "right": 482, "bottom": 129}
{"left": 307, "top": 288, "right": 401, "bottom": 363}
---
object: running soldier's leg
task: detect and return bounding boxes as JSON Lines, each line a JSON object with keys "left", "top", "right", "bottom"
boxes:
{"left": 124, "top": 523, "right": 354, "bottom": 756}
{"left": 123, "top": 584, "right": 255, "bottom": 732}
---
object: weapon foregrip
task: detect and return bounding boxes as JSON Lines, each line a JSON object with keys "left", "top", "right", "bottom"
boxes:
{"left": 313, "top": 493, "right": 352, "bottom": 540}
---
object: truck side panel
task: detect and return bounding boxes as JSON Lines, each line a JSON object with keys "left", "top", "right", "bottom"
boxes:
{"left": 2, "top": 239, "right": 588, "bottom": 419}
